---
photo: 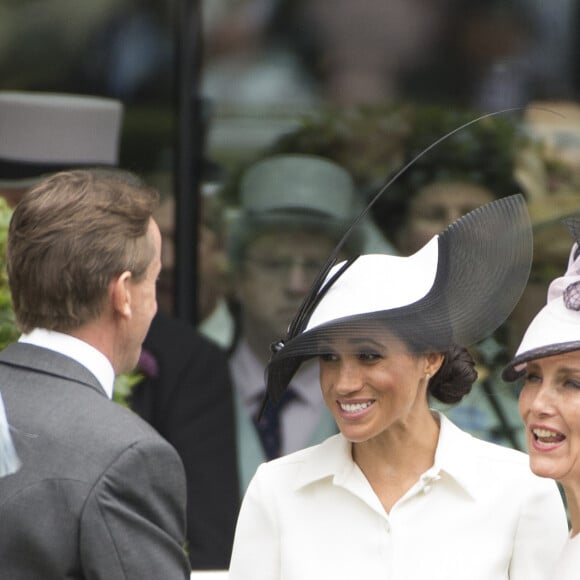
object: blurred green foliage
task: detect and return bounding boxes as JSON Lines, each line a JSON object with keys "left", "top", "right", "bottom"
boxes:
{"left": 222, "top": 102, "right": 528, "bottom": 206}
{"left": 0, "top": 199, "right": 19, "bottom": 351}
{"left": 113, "top": 370, "right": 144, "bottom": 408}
{"left": 220, "top": 102, "right": 528, "bottom": 249}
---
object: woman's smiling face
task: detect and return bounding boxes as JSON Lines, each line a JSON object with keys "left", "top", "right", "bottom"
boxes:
{"left": 519, "top": 351, "right": 580, "bottom": 487}
{"left": 318, "top": 330, "right": 442, "bottom": 444}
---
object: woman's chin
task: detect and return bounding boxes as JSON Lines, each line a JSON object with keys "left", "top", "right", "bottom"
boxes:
{"left": 529, "top": 455, "right": 566, "bottom": 482}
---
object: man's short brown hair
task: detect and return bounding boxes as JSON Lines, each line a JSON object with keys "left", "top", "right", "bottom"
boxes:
{"left": 7, "top": 169, "right": 159, "bottom": 333}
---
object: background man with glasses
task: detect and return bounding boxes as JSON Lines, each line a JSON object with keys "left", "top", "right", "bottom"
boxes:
{"left": 226, "top": 154, "right": 366, "bottom": 493}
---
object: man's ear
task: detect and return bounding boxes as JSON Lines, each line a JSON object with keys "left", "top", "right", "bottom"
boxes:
{"left": 111, "top": 271, "right": 132, "bottom": 319}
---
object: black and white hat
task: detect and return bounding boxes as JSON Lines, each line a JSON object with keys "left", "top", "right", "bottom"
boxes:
{"left": 267, "top": 194, "right": 533, "bottom": 403}
{"left": 0, "top": 91, "right": 123, "bottom": 187}
{"left": 503, "top": 217, "right": 580, "bottom": 381}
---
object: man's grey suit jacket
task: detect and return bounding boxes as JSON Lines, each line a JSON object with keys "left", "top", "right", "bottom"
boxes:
{"left": 0, "top": 342, "right": 191, "bottom": 579}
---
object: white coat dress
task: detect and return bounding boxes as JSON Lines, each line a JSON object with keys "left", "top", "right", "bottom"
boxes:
{"left": 229, "top": 413, "right": 568, "bottom": 580}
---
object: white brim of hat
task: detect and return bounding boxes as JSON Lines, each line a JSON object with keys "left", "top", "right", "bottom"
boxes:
{"left": 503, "top": 298, "right": 580, "bottom": 381}
{"left": 306, "top": 237, "right": 439, "bottom": 332}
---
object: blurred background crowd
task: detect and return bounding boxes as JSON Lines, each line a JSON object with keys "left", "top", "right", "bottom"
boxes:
{"left": 2, "top": 0, "right": 579, "bottom": 173}
{"left": 2, "top": 0, "right": 580, "bottom": 571}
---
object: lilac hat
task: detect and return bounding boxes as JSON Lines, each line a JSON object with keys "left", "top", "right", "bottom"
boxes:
{"left": 503, "top": 217, "right": 580, "bottom": 381}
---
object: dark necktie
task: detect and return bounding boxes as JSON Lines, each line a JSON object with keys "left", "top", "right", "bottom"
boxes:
{"left": 253, "top": 388, "right": 297, "bottom": 460}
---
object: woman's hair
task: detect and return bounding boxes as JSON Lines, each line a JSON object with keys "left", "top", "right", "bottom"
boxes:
{"left": 388, "top": 315, "right": 478, "bottom": 404}
{"left": 428, "top": 345, "right": 478, "bottom": 404}
{"left": 7, "top": 169, "right": 159, "bottom": 333}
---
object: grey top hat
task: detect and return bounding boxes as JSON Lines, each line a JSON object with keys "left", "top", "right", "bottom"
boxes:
{"left": 0, "top": 91, "right": 123, "bottom": 187}
{"left": 240, "top": 154, "right": 357, "bottom": 220}
{"left": 228, "top": 154, "right": 364, "bottom": 264}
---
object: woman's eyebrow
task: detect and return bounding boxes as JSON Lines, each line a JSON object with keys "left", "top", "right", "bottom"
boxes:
{"left": 555, "top": 366, "right": 580, "bottom": 378}
{"left": 346, "top": 336, "right": 385, "bottom": 348}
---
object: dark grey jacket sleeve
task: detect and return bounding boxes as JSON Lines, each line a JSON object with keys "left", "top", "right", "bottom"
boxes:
{"left": 79, "top": 436, "right": 191, "bottom": 579}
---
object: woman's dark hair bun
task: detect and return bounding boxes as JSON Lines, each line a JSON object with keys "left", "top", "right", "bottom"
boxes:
{"left": 428, "top": 345, "right": 477, "bottom": 404}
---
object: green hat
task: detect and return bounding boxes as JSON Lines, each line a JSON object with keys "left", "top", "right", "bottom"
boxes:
{"left": 229, "top": 155, "right": 364, "bottom": 265}
{"left": 240, "top": 154, "right": 357, "bottom": 220}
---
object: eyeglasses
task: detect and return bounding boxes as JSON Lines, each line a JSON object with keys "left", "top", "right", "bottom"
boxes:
{"left": 243, "top": 256, "right": 326, "bottom": 278}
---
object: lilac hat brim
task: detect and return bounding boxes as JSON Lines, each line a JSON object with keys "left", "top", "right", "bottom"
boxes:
{"left": 503, "top": 222, "right": 580, "bottom": 381}
{"left": 503, "top": 341, "right": 580, "bottom": 382}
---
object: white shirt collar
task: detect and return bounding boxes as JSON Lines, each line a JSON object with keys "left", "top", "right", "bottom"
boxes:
{"left": 19, "top": 328, "right": 115, "bottom": 399}
{"left": 432, "top": 411, "right": 482, "bottom": 499}
{"left": 292, "top": 412, "right": 480, "bottom": 499}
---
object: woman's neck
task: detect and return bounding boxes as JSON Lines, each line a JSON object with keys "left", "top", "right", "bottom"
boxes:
{"left": 563, "top": 483, "right": 580, "bottom": 537}
{"left": 352, "top": 410, "right": 440, "bottom": 513}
